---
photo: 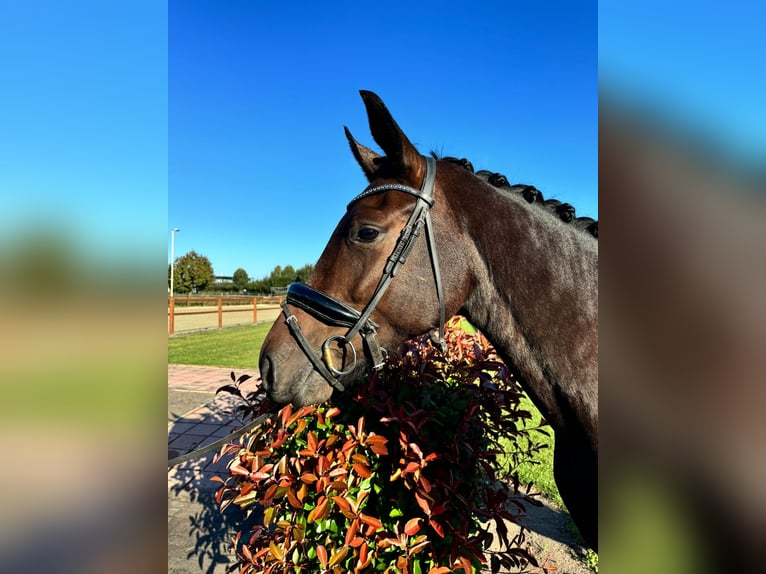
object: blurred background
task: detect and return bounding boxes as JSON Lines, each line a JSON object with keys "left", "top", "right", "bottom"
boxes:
{"left": 1, "top": 2, "right": 167, "bottom": 572}
{"left": 600, "top": 1, "right": 764, "bottom": 572}
{"left": 1, "top": 0, "right": 763, "bottom": 572}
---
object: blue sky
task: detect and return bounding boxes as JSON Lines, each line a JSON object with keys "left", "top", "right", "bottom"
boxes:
{"left": 3, "top": 2, "right": 763, "bottom": 289}
{"left": 169, "top": 1, "right": 598, "bottom": 279}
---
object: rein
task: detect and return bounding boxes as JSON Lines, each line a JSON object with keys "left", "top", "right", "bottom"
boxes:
{"left": 280, "top": 156, "right": 446, "bottom": 392}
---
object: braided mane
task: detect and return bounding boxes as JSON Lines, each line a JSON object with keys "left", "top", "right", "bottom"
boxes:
{"left": 433, "top": 153, "right": 598, "bottom": 239}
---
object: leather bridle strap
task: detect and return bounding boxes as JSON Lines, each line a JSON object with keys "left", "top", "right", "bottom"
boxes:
{"left": 425, "top": 209, "right": 446, "bottom": 352}
{"left": 343, "top": 156, "right": 445, "bottom": 352}
{"left": 280, "top": 155, "right": 445, "bottom": 391}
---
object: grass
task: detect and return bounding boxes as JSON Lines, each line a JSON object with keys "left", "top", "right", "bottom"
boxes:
{"left": 503, "top": 394, "right": 561, "bottom": 505}
{"left": 168, "top": 323, "right": 271, "bottom": 369}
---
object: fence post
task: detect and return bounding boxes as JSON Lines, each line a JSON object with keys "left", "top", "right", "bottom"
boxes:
{"left": 252, "top": 297, "right": 258, "bottom": 324}
{"left": 217, "top": 297, "right": 223, "bottom": 329}
{"left": 169, "top": 297, "right": 175, "bottom": 335}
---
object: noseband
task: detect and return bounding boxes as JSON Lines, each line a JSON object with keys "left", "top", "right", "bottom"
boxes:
{"left": 280, "top": 156, "right": 446, "bottom": 392}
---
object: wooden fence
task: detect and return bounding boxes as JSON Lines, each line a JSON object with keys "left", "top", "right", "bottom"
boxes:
{"left": 167, "top": 295, "right": 284, "bottom": 335}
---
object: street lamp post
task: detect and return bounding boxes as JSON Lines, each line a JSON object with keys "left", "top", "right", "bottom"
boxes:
{"left": 170, "top": 228, "right": 180, "bottom": 297}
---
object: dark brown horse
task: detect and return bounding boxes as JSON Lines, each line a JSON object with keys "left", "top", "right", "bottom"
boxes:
{"left": 259, "top": 91, "right": 598, "bottom": 549}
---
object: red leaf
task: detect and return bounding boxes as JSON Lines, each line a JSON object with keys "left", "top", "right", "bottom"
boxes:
{"left": 353, "top": 463, "right": 372, "bottom": 478}
{"left": 415, "top": 492, "right": 431, "bottom": 515}
{"left": 308, "top": 496, "right": 329, "bottom": 523}
{"left": 279, "top": 405, "right": 292, "bottom": 428}
{"left": 419, "top": 475, "right": 432, "bottom": 493}
{"left": 370, "top": 443, "right": 389, "bottom": 455}
{"left": 458, "top": 556, "right": 473, "bottom": 573}
{"left": 429, "top": 518, "right": 445, "bottom": 538}
{"left": 332, "top": 495, "right": 352, "bottom": 513}
{"left": 365, "top": 434, "right": 388, "bottom": 445}
{"left": 404, "top": 517, "right": 422, "bottom": 536}
{"left": 229, "top": 464, "right": 249, "bottom": 477}
{"left": 241, "top": 544, "right": 252, "bottom": 561}
{"left": 345, "top": 519, "right": 360, "bottom": 546}
{"left": 287, "top": 488, "right": 302, "bottom": 509}
{"left": 307, "top": 431, "right": 318, "bottom": 453}
{"left": 357, "top": 543, "right": 370, "bottom": 569}
{"left": 351, "top": 453, "right": 369, "bottom": 465}
{"left": 249, "top": 471, "right": 270, "bottom": 481}
{"left": 329, "top": 480, "right": 348, "bottom": 492}
{"left": 316, "top": 544, "right": 328, "bottom": 569}
{"left": 261, "top": 484, "right": 279, "bottom": 504}
{"left": 359, "top": 513, "right": 383, "bottom": 530}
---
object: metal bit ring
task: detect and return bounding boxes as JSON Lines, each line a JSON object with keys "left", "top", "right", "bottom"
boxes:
{"left": 321, "top": 335, "right": 357, "bottom": 376}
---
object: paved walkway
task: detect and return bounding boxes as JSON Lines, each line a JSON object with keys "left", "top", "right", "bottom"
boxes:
{"left": 167, "top": 364, "right": 262, "bottom": 574}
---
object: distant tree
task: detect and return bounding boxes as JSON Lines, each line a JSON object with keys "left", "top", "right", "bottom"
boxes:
{"left": 281, "top": 265, "right": 296, "bottom": 285}
{"left": 243, "top": 262, "right": 316, "bottom": 295}
{"left": 233, "top": 268, "right": 249, "bottom": 291}
{"left": 173, "top": 250, "right": 214, "bottom": 294}
{"left": 295, "top": 264, "right": 314, "bottom": 283}
{"left": 268, "top": 264, "right": 296, "bottom": 288}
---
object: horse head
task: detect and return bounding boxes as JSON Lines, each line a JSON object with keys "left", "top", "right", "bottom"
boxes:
{"left": 259, "top": 91, "right": 468, "bottom": 407}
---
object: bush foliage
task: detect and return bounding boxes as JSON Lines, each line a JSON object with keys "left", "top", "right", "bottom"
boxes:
{"left": 215, "top": 317, "right": 550, "bottom": 573}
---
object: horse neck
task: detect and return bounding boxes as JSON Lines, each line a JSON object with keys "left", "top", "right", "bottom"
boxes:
{"left": 449, "top": 179, "right": 598, "bottom": 441}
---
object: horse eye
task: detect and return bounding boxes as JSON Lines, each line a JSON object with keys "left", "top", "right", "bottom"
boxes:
{"left": 356, "top": 227, "right": 380, "bottom": 243}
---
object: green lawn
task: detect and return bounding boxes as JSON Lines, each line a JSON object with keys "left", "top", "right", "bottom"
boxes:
{"left": 502, "top": 395, "right": 561, "bottom": 505}
{"left": 168, "top": 323, "right": 272, "bottom": 369}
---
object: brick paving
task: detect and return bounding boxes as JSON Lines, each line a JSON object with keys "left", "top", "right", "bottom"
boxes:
{"left": 167, "top": 364, "right": 262, "bottom": 573}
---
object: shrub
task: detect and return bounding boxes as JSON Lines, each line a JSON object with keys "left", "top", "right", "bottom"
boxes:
{"left": 214, "top": 317, "right": 548, "bottom": 573}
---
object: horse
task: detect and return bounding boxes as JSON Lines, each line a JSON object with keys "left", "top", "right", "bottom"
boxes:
{"left": 259, "top": 90, "right": 598, "bottom": 550}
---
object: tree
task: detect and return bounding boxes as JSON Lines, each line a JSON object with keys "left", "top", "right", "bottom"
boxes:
{"left": 233, "top": 268, "right": 249, "bottom": 291}
{"left": 268, "top": 264, "right": 296, "bottom": 288}
{"left": 295, "top": 263, "right": 314, "bottom": 283}
{"left": 172, "top": 250, "right": 214, "bottom": 294}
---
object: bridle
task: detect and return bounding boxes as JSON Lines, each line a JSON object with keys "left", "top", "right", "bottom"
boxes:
{"left": 279, "top": 156, "right": 446, "bottom": 393}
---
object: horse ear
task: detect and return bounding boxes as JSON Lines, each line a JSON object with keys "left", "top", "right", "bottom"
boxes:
{"left": 359, "top": 90, "right": 421, "bottom": 177}
{"left": 344, "top": 126, "right": 380, "bottom": 181}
